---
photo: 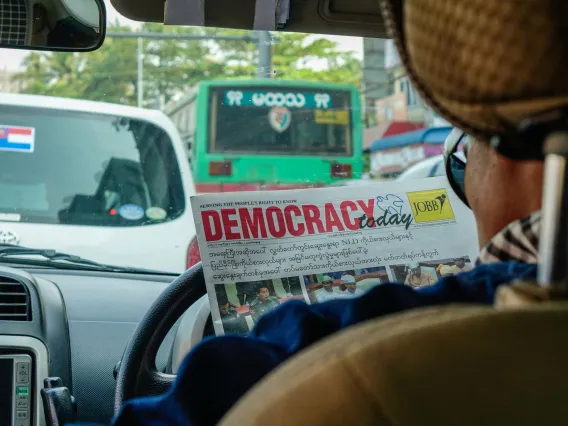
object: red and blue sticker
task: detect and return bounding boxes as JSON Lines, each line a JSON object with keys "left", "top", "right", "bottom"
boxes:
{"left": 0, "top": 125, "right": 35, "bottom": 153}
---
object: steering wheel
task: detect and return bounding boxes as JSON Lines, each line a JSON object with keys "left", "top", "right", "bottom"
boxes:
{"left": 114, "top": 263, "right": 207, "bottom": 413}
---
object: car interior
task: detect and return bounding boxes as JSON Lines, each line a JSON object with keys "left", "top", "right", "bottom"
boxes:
{"left": 1, "top": 0, "right": 568, "bottom": 425}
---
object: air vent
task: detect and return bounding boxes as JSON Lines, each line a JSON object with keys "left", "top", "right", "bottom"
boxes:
{"left": 0, "top": 276, "right": 31, "bottom": 321}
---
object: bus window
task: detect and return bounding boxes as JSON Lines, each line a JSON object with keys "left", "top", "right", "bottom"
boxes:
{"left": 208, "top": 87, "right": 352, "bottom": 157}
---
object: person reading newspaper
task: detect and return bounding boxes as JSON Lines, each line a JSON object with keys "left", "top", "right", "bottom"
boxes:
{"left": 84, "top": 15, "right": 547, "bottom": 426}
{"left": 99, "top": 127, "right": 541, "bottom": 426}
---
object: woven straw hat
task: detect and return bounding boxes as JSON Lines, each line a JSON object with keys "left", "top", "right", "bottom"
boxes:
{"left": 379, "top": 0, "right": 568, "bottom": 142}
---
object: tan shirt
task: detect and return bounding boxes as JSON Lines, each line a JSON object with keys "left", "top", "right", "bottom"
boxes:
{"left": 404, "top": 272, "right": 435, "bottom": 288}
{"left": 438, "top": 264, "right": 473, "bottom": 276}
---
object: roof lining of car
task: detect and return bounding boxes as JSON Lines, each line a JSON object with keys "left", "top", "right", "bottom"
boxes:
{"left": 110, "top": 0, "right": 389, "bottom": 38}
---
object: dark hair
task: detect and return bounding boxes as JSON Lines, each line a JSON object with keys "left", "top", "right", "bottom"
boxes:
{"left": 217, "top": 293, "right": 229, "bottom": 305}
{"left": 255, "top": 283, "right": 269, "bottom": 293}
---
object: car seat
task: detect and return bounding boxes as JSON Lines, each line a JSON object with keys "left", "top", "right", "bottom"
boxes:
{"left": 219, "top": 0, "right": 568, "bottom": 425}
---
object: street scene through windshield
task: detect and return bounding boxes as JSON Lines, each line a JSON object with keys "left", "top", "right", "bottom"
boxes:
{"left": 0, "top": 1, "right": 452, "bottom": 274}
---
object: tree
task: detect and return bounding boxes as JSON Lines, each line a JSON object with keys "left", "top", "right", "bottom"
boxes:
{"left": 210, "top": 30, "right": 361, "bottom": 86}
{"left": 14, "top": 23, "right": 361, "bottom": 107}
{"left": 139, "top": 23, "right": 227, "bottom": 106}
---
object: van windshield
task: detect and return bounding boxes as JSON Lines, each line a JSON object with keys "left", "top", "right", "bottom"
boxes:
{"left": 0, "top": 106, "right": 185, "bottom": 226}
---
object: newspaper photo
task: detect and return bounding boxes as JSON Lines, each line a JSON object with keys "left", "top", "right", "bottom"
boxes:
{"left": 191, "top": 177, "right": 479, "bottom": 336}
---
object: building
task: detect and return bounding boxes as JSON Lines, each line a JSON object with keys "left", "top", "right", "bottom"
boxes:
{"left": 0, "top": 69, "right": 22, "bottom": 93}
{"left": 361, "top": 41, "right": 451, "bottom": 175}
{"left": 362, "top": 38, "right": 387, "bottom": 127}
{"left": 376, "top": 54, "right": 426, "bottom": 124}
{"left": 374, "top": 40, "right": 450, "bottom": 128}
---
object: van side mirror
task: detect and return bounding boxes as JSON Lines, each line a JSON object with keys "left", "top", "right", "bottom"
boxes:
{"left": 0, "top": 0, "right": 106, "bottom": 52}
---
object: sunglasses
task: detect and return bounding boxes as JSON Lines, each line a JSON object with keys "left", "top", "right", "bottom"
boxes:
{"left": 443, "top": 128, "right": 470, "bottom": 208}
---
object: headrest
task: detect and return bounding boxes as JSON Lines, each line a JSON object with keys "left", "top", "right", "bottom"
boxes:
{"left": 0, "top": 0, "right": 32, "bottom": 45}
{"left": 380, "top": 0, "right": 568, "bottom": 141}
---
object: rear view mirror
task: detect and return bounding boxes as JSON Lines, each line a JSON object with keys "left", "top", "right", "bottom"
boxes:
{"left": 0, "top": 0, "right": 106, "bottom": 52}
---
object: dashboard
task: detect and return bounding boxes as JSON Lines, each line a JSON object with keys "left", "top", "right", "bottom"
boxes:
{"left": 0, "top": 264, "right": 213, "bottom": 425}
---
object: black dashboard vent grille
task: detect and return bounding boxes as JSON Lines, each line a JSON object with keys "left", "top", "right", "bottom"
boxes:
{"left": 0, "top": 276, "right": 31, "bottom": 321}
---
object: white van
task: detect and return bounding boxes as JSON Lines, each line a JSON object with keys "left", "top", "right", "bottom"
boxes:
{"left": 0, "top": 93, "right": 197, "bottom": 273}
{"left": 396, "top": 155, "right": 445, "bottom": 181}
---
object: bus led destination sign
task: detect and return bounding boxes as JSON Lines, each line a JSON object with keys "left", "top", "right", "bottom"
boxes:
{"left": 224, "top": 90, "right": 333, "bottom": 109}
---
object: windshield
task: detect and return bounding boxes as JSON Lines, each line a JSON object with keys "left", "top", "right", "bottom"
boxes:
{"left": 0, "top": 4, "right": 448, "bottom": 273}
{"left": 0, "top": 106, "right": 185, "bottom": 227}
{"left": 209, "top": 86, "right": 352, "bottom": 156}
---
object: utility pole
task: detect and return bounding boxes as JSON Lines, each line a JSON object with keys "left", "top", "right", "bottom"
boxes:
{"left": 256, "top": 31, "right": 272, "bottom": 79}
{"left": 362, "top": 38, "right": 387, "bottom": 128}
{"left": 107, "top": 32, "right": 275, "bottom": 107}
{"left": 137, "top": 37, "right": 143, "bottom": 107}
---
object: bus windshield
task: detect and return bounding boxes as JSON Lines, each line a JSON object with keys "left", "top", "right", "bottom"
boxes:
{"left": 208, "top": 86, "right": 353, "bottom": 156}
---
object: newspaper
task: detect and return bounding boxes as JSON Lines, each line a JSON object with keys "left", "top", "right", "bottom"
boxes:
{"left": 191, "top": 177, "right": 479, "bottom": 336}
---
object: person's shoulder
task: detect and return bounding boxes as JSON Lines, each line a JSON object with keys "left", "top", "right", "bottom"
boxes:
{"left": 461, "top": 261, "right": 536, "bottom": 279}
{"left": 434, "top": 261, "right": 537, "bottom": 284}
{"left": 416, "top": 261, "right": 538, "bottom": 303}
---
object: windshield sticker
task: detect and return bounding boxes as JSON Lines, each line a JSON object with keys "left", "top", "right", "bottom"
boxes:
{"left": 118, "top": 204, "right": 144, "bottom": 221}
{"left": 0, "top": 229, "right": 19, "bottom": 245}
{"left": 314, "top": 110, "right": 349, "bottom": 125}
{"left": 146, "top": 207, "right": 167, "bottom": 221}
{"left": 0, "top": 125, "right": 35, "bottom": 153}
{"left": 0, "top": 213, "right": 21, "bottom": 222}
{"left": 268, "top": 107, "right": 292, "bottom": 133}
{"left": 224, "top": 90, "right": 332, "bottom": 109}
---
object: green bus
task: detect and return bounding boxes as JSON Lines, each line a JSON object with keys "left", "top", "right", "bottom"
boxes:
{"left": 164, "top": 80, "right": 362, "bottom": 193}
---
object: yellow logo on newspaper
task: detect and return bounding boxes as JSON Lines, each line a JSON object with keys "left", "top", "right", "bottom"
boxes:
{"left": 407, "top": 188, "right": 455, "bottom": 223}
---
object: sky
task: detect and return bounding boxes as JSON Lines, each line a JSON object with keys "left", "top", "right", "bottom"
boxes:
{"left": 0, "top": 0, "right": 363, "bottom": 72}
